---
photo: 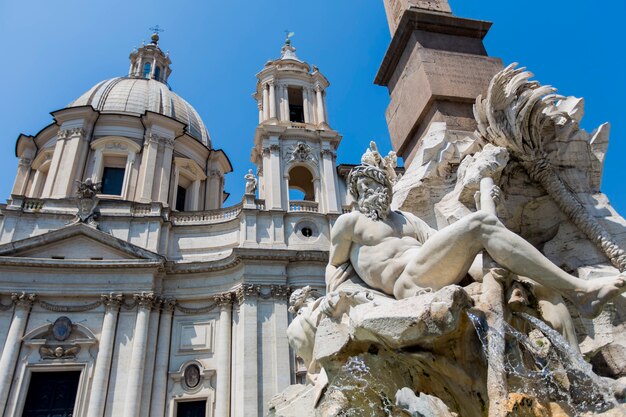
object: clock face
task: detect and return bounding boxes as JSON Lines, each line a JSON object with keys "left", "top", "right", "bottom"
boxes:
{"left": 52, "top": 316, "right": 73, "bottom": 341}
{"left": 184, "top": 364, "right": 201, "bottom": 389}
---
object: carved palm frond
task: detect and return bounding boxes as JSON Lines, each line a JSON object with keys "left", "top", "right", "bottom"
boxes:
{"left": 474, "top": 63, "right": 626, "bottom": 271}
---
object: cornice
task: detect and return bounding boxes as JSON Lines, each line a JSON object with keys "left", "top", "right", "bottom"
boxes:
{"left": 0, "top": 257, "right": 164, "bottom": 269}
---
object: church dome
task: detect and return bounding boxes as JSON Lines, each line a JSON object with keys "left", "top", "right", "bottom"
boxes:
{"left": 69, "top": 77, "right": 211, "bottom": 147}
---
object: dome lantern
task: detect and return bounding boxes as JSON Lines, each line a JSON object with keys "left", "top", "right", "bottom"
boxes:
{"left": 128, "top": 29, "right": 171, "bottom": 83}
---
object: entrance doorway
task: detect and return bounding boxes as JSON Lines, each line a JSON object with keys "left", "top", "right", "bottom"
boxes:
{"left": 177, "top": 400, "right": 206, "bottom": 417}
{"left": 22, "top": 371, "right": 81, "bottom": 417}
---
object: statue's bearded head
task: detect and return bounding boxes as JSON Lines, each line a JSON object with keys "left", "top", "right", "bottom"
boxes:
{"left": 348, "top": 165, "right": 392, "bottom": 221}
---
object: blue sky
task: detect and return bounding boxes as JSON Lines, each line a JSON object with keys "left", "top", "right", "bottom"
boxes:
{"left": 0, "top": 0, "right": 624, "bottom": 213}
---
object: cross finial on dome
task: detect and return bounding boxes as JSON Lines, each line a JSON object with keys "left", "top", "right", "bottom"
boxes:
{"left": 149, "top": 25, "right": 164, "bottom": 45}
{"left": 284, "top": 30, "right": 295, "bottom": 45}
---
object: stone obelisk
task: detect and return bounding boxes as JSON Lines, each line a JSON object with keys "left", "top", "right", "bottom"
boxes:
{"left": 375, "top": 0, "right": 502, "bottom": 166}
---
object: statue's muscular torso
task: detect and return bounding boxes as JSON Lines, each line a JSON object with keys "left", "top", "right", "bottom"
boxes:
{"left": 329, "top": 210, "right": 435, "bottom": 296}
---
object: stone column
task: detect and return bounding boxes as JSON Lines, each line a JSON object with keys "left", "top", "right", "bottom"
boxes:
{"left": 235, "top": 285, "right": 259, "bottom": 417}
{"left": 170, "top": 166, "right": 181, "bottom": 208}
{"left": 206, "top": 170, "right": 222, "bottom": 210}
{"left": 122, "top": 151, "right": 137, "bottom": 200}
{"left": 42, "top": 132, "right": 67, "bottom": 198}
{"left": 315, "top": 85, "right": 326, "bottom": 125}
{"left": 190, "top": 179, "right": 201, "bottom": 211}
{"left": 270, "top": 287, "right": 292, "bottom": 405}
{"left": 122, "top": 293, "right": 155, "bottom": 417}
{"left": 262, "top": 84, "right": 270, "bottom": 121}
{"left": 11, "top": 157, "right": 32, "bottom": 196}
{"left": 28, "top": 169, "right": 44, "bottom": 197}
{"left": 302, "top": 88, "right": 311, "bottom": 123}
{"left": 51, "top": 128, "right": 87, "bottom": 197}
{"left": 320, "top": 149, "right": 340, "bottom": 213}
{"left": 86, "top": 294, "right": 123, "bottom": 417}
{"left": 0, "top": 293, "right": 36, "bottom": 415}
{"left": 267, "top": 144, "right": 283, "bottom": 210}
{"left": 257, "top": 100, "right": 263, "bottom": 124}
{"left": 280, "top": 85, "right": 290, "bottom": 122}
{"left": 156, "top": 138, "right": 174, "bottom": 204}
{"left": 91, "top": 148, "right": 104, "bottom": 181}
{"left": 136, "top": 133, "right": 160, "bottom": 203}
{"left": 149, "top": 299, "right": 175, "bottom": 417}
{"left": 269, "top": 81, "right": 277, "bottom": 119}
{"left": 215, "top": 294, "right": 233, "bottom": 417}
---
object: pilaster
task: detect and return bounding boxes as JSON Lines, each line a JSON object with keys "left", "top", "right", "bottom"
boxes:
{"left": 156, "top": 137, "right": 175, "bottom": 204}
{"left": 136, "top": 133, "right": 160, "bottom": 203}
{"left": 234, "top": 285, "right": 260, "bottom": 417}
{"left": 149, "top": 298, "right": 175, "bottom": 417}
{"left": 268, "top": 81, "right": 277, "bottom": 120}
{"left": 87, "top": 293, "right": 123, "bottom": 417}
{"left": 122, "top": 292, "right": 156, "bottom": 417}
{"left": 215, "top": 294, "right": 233, "bottom": 417}
{"left": 11, "top": 158, "right": 32, "bottom": 196}
{"left": 0, "top": 293, "right": 36, "bottom": 415}
{"left": 320, "top": 148, "right": 340, "bottom": 213}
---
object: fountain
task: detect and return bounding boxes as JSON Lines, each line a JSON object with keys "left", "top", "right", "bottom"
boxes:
{"left": 268, "top": 66, "right": 626, "bottom": 416}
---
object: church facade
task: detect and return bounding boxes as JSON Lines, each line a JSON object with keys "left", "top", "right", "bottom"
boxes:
{"left": 0, "top": 31, "right": 352, "bottom": 417}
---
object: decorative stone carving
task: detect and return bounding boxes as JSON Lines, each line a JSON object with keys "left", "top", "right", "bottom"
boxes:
{"left": 183, "top": 363, "right": 201, "bottom": 389}
{"left": 160, "top": 297, "right": 177, "bottom": 311}
{"left": 235, "top": 284, "right": 261, "bottom": 304}
{"left": 162, "top": 137, "right": 175, "bottom": 148}
{"left": 51, "top": 316, "right": 73, "bottom": 341}
{"left": 474, "top": 63, "right": 626, "bottom": 271}
{"left": 285, "top": 141, "right": 317, "bottom": 165}
{"left": 244, "top": 169, "right": 257, "bottom": 195}
{"left": 320, "top": 149, "right": 335, "bottom": 160}
{"left": 104, "top": 141, "right": 128, "bottom": 151}
{"left": 133, "top": 292, "right": 156, "bottom": 310}
{"left": 17, "top": 158, "right": 32, "bottom": 167}
{"left": 39, "top": 345, "right": 81, "bottom": 360}
{"left": 270, "top": 284, "right": 292, "bottom": 300}
{"left": 57, "top": 127, "right": 85, "bottom": 140}
{"left": 68, "top": 178, "right": 101, "bottom": 228}
{"left": 101, "top": 293, "right": 124, "bottom": 309}
{"left": 214, "top": 293, "right": 233, "bottom": 307}
{"left": 11, "top": 292, "right": 36, "bottom": 308}
{"left": 145, "top": 132, "right": 163, "bottom": 145}
{"left": 275, "top": 141, "right": 626, "bottom": 416}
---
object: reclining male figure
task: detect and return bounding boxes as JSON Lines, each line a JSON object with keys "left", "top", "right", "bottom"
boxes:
{"left": 326, "top": 161, "right": 625, "bottom": 319}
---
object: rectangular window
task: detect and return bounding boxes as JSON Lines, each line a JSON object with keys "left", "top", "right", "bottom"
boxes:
{"left": 101, "top": 167, "right": 125, "bottom": 195}
{"left": 176, "top": 185, "right": 187, "bottom": 211}
{"left": 22, "top": 371, "right": 81, "bottom": 417}
{"left": 288, "top": 87, "right": 305, "bottom": 123}
{"left": 177, "top": 400, "right": 206, "bottom": 417}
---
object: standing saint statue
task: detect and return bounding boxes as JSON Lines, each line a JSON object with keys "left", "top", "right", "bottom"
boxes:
{"left": 244, "top": 169, "right": 257, "bottom": 195}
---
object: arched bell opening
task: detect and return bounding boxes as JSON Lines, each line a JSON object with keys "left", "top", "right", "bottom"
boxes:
{"left": 288, "top": 165, "right": 315, "bottom": 201}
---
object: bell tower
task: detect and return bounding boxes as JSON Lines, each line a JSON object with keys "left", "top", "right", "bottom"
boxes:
{"left": 250, "top": 37, "right": 342, "bottom": 214}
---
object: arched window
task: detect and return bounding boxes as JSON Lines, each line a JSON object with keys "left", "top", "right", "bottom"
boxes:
{"left": 171, "top": 157, "right": 207, "bottom": 211}
{"left": 154, "top": 66, "right": 161, "bottom": 81}
{"left": 89, "top": 137, "right": 141, "bottom": 199}
{"left": 288, "top": 165, "right": 315, "bottom": 201}
{"left": 143, "top": 62, "right": 151, "bottom": 79}
{"left": 27, "top": 150, "right": 54, "bottom": 198}
{"left": 288, "top": 165, "right": 318, "bottom": 212}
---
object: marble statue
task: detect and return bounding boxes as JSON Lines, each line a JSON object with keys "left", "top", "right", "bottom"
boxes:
{"left": 270, "top": 65, "right": 626, "bottom": 416}
{"left": 327, "top": 141, "right": 625, "bottom": 317}
{"left": 244, "top": 169, "right": 257, "bottom": 195}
